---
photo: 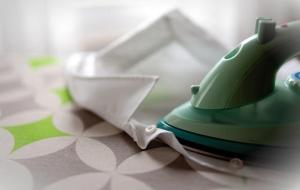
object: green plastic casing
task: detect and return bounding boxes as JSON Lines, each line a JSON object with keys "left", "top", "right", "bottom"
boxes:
{"left": 158, "top": 18, "right": 300, "bottom": 157}
{"left": 191, "top": 19, "right": 300, "bottom": 109}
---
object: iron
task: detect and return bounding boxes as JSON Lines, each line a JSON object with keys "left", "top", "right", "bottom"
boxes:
{"left": 158, "top": 18, "right": 300, "bottom": 164}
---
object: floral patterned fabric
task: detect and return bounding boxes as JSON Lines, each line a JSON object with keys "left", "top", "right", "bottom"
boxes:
{"left": 0, "top": 57, "right": 280, "bottom": 190}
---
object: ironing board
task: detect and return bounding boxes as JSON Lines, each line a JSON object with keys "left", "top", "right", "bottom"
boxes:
{"left": 0, "top": 57, "right": 276, "bottom": 190}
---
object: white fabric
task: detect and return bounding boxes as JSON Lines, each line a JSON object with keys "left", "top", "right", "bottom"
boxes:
{"left": 65, "top": 9, "right": 295, "bottom": 184}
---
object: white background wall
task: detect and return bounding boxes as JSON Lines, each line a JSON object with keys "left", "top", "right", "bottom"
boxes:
{"left": 0, "top": 0, "right": 299, "bottom": 56}
{"left": 0, "top": 0, "right": 49, "bottom": 55}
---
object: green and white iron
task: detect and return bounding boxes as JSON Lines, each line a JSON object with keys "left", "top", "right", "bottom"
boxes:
{"left": 158, "top": 18, "right": 300, "bottom": 164}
